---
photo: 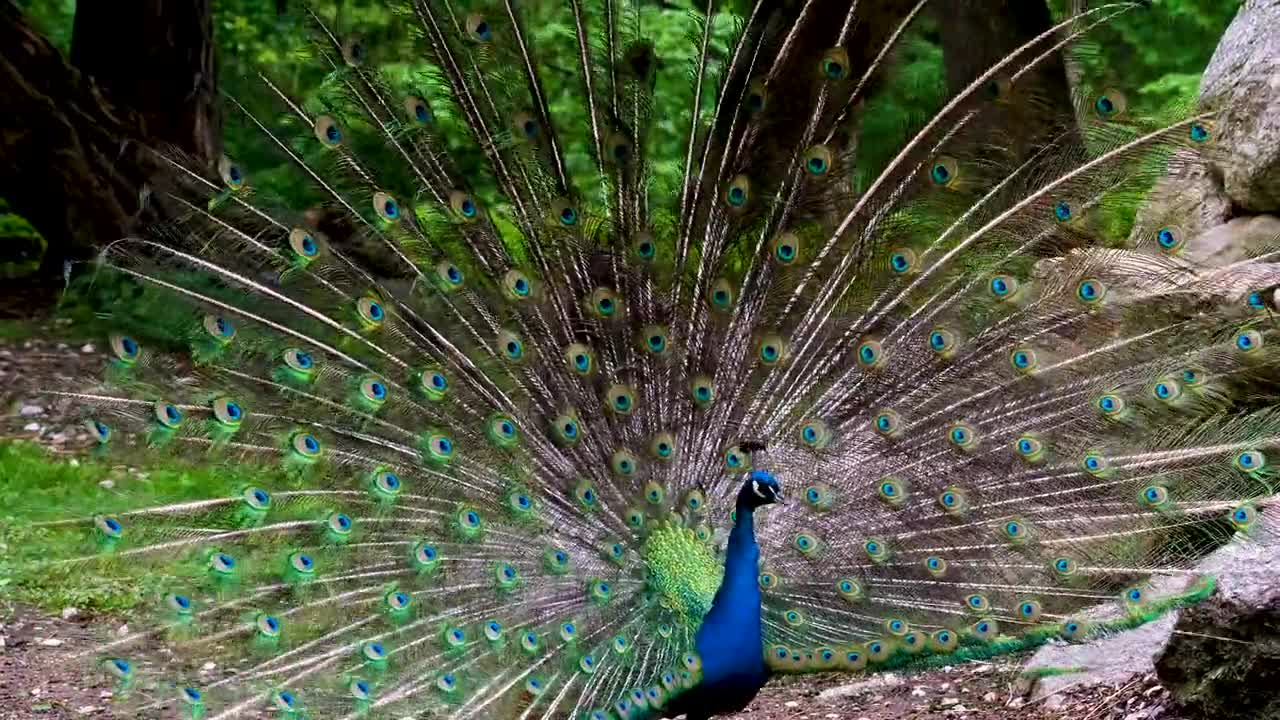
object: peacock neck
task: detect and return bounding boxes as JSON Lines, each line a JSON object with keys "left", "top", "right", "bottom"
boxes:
{"left": 693, "top": 497, "right": 764, "bottom": 671}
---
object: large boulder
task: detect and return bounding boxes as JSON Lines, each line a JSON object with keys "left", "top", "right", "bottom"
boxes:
{"left": 1155, "top": 514, "right": 1280, "bottom": 719}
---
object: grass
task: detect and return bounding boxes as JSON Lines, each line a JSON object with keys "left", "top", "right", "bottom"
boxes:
{"left": 0, "top": 440, "right": 294, "bottom": 615}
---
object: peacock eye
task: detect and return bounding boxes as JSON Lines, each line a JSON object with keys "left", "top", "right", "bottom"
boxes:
{"left": 405, "top": 96, "right": 433, "bottom": 124}
{"left": 1053, "top": 200, "right": 1073, "bottom": 222}
{"left": 1189, "top": 123, "right": 1210, "bottom": 143}
{"left": 820, "top": 47, "right": 849, "bottom": 79}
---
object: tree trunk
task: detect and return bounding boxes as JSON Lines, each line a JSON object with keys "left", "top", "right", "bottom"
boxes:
{"left": 0, "top": 0, "right": 219, "bottom": 285}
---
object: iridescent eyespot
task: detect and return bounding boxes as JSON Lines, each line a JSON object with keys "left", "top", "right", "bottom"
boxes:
{"left": 723, "top": 444, "right": 751, "bottom": 472}
{"left": 650, "top": 433, "right": 677, "bottom": 461}
{"left": 877, "top": 477, "right": 908, "bottom": 508}
{"left": 288, "top": 551, "right": 316, "bottom": 575}
{"left": 273, "top": 690, "right": 298, "bottom": 711}
{"left": 203, "top": 314, "right": 237, "bottom": 343}
{"left": 153, "top": 401, "right": 184, "bottom": 429}
{"left": 632, "top": 232, "right": 657, "bottom": 262}
{"left": 1076, "top": 278, "right": 1106, "bottom": 305}
{"left": 757, "top": 335, "right": 786, "bottom": 365}
{"left": 803, "top": 145, "right": 832, "bottom": 176}
{"left": 86, "top": 419, "right": 111, "bottom": 444}
{"left": 349, "top": 678, "right": 371, "bottom": 700}
{"left": 404, "top": 96, "right": 432, "bottom": 125}
{"left": 282, "top": 348, "right": 315, "bottom": 376}
{"left": 552, "top": 411, "right": 582, "bottom": 446}
{"left": 513, "top": 112, "right": 539, "bottom": 139}
{"left": 193, "top": 394, "right": 234, "bottom": 432}
{"left": 449, "top": 190, "right": 480, "bottom": 220}
{"left": 1017, "top": 600, "right": 1042, "bottom": 621}
{"left": 1151, "top": 377, "right": 1181, "bottom": 403}
{"left": 109, "top": 334, "right": 140, "bottom": 364}
{"left": 1052, "top": 556, "right": 1077, "bottom": 577}
{"left": 1233, "top": 449, "right": 1265, "bottom": 473}
{"left": 219, "top": 156, "right": 245, "bottom": 190}
{"left": 1123, "top": 587, "right": 1145, "bottom": 605}
{"left": 1010, "top": 347, "right": 1037, "bottom": 373}
{"left": 1053, "top": 200, "right": 1073, "bottom": 222}
{"left": 384, "top": 589, "right": 412, "bottom": 612}
{"left": 1155, "top": 225, "right": 1185, "bottom": 253}
{"left": 495, "top": 561, "right": 521, "bottom": 590}
{"left": 415, "top": 368, "right": 448, "bottom": 401}
{"left": 413, "top": 541, "right": 441, "bottom": 573}
{"left": 587, "top": 287, "right": 621, "bottom": 319}
{"left": 948, "top": 422, "right": 978, "bottom": 450}
{"left": 314, "top": 116, "right": 343, "bottom": 147}
{"left": 1014, "top": 434, "right": 1044, "bottom": 462}
{"left": 1061, "top": 620, "right": 1086, "bottom": 641}
{"left": 1093, "top": 88, "right": 1127, "bottom": 118}
{"left": 1229, "top": 504, "right": 1256, "bottom": 530}
{"left": 964, "top": 594, "right": 990, "bottom": 613}
{"left": 240, "top": 486, "right": 271, "bottom": 513}
{"left": 372, "top": 191, "right": 401, "bottom": 222}
{"left": 820, "top": 47, "right": 849, "bottom": 80}
{"left": 872, "top": 409, "right": 902, "bottom": 437}
{"left": 758, "top": 571, "right": 780, "bottom": 591}
{"left": 497, "top": 330, "right": 525, "bottom": 362}
{"left": 466, "top": 13, "right": 493, "bottom": 42}
{"left": 209, "top": 551, "right": 236, "bottom": 575}
{"left": 971, "top": 618, "right": 998, "bottom": 641}
{"left": 856, "top": 339, "right": 884, "bottom": 369}
{"left": 1139, "top": 484, "right": 1169, "bottom": 508}
{"left": 836, "top": 577, "right": 864, "bottom": 602}
{"left": 690, "top": 376, "right": 716, "bottom": 407}
{"left": 611, "top": 449, "right": 640, "bottom": 477}
{"left": 330, "top": 507, "right": 355, "bottom": 540}
{"left": 606, "top": 133, "right": 632, "bottom": 164}
{"left": 495, "top": 270, "right": 532, "bottom": 302}
{"left": 725, "top": 175, "right": 750, "bottom": 207}
{"left": 1081, "top": 452, "right": 1109, "bottom": 475}
{"left": 745, "top": 79, "right": 767, "bottom": 113}
{"left": 605, "top": 384, "right": 637, "bottom": 415}
{"left": 1001, "top": 519, "right": 1029, "bottom": 544}
{"left": 989, "top": 274, "right": 1018, "bottom": 299}
{"left": 928, "top": 327, "right": 957, "bottom": 357}
{"left": 708, "top": 278, "right": 736, "bottom": 311}
{"left": 929, "top": 156, "right": 959, "bottom": 186}
{"left": 772, "top": 232, "right": 801, "bottom": 265}
{"left": 925, "top": 555, "right": 947, "bottom": 576}
{"left": 341, "top": 36, "right": 366, "bottom": 66}
{"left": 422, "top": 431, "right": 455, "bottom": 464}
{"left": 798, "top": 419, "right": 831, "bottom": 450}
{"left": 863, "top": 537, "right": 888, "bottom": 563}
{"left": 575, "top": 480, "right": 599, "bottom": 511}
{"left": 550, "top": 198, "right": 579, "bottom": 227}
{"left": 794, "top": 531, "right": 820, "bottom": 555}
{"left": 356, "top": 296, "right": 386, "bottom": 328}
{"left": 1097, "top": 393, "right": 1126, "bottom": 418}
{"left": 1189, "top": 122, "right": 1210, "bottom": 143}
{"left": 937, "top": 486, "right": 968, "bottom": 515}
{"left": 885, "top": 618, "right": 908, "bottom": 636}
{"left": 783, "top": 609, "right": 806, "bottom": 626}
{"left": 370, "top": 469, "right": 402, "bottom": 500}
{"left": 1235, "top": 329, "right": 1263, "bottom": 354}
{"left": 640, "top": 325, "right": 671, "bottom": 355}
{"left": 888, "top": 248, "right": 917, "bottom": 274}
{"left": 290, "top": 431, "right": 323, "bottom": 460}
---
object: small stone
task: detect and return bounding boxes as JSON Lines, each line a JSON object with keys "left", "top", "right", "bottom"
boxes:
{"left": 116, "top": 624, "right": 129, "bottom": 637}
{"left": 948, "top": 704, "right": 969, "bottom": 713}
{"left": 39, "top": 637, "right": 64, "bottom": 646}
{"left": 941, "top": 698, "right": 960, "bottom": 706}
{"left": 69, "top": 458, "right": 80, "bottom": 467}
{"left": 1044, "top": 695, "right": 1066, "bottom": 710}
{"left": 826, "top": 715, "right": 839, "bottom": 719}
{"left": 1124, "top": 709, "right": 1151, "bottom": 720}
{"left": 911, "top": 687, "right": 927, "bottom": 697}
{"left": 61, "top": 607, "right": 79, "bottom": 620}
{"left": 98, "top": 479, "right": 115, "bottom": 489}
{"left": 940, "top": 683, "right": 952, "bottom": 692}
{"left": 81, "top": 343, "right": 96, "bottom": 353}
{"left": 784, "top": 700, "right": 800, "bottom": 708}
{"left": 982, "top": 692, "right": 998, "bottom": 703}
{"left": 50, "top": 432, "right": 67, "bottom": 444}
{"left": 942, "top": 665, "right": 954, "bottom": 673}
{"left": 77, "top": 706, "right": 98, "bottom": 715}
{"left": 20, "top": 404, "right": 44, "bottom": 416}
{"left": 1007, "top": 697, "right": 1025, "bottom": 709}
{"left": 202, "top": 661, "right": 217, "bottom": 671}
{"left": 23, "top": 422, "right": 41, "bottom": 432}
{"left": 99, "top": 691, "right": 113, "bottom": 699}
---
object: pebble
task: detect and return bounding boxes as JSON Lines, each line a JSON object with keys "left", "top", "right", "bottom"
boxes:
{"left": 39, "top": 637, "right": 64, "bottom": 647}
{"left": 77, "top": 706, "right": 98, "bottom": 715}
{"left": 61, "top": 607, "right": 79, "bottom": 620}
{"left": 20, "top": 404, "right": 44, "bottom": 416}
{"left": 911, "top": 687, "right": 927, "bottom": 697}
{"left": 202, "top": 661, "right": 217, "bottom": 671}
{"left": 116, "top": 624, "right": 129, "bottom": 637}
{"left": 784, "top": 700, "right": 800, "bottom": 708}
{"left": 81, "top": 343, "right": 96, "bottom": 353}
{"left": 941, "top": 697, "right": 960, "bottom": 706}
{"left": 982, "top": 691, "right": 998, "bottom": 703}
{"left": 99, "top": 479, "right": 115, "bottom": 489}
{"left": 23, "top": 422, "right": 41, "bottom": 432}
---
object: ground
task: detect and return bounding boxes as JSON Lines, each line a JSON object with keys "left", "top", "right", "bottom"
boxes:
{"left": 0, "top": 333, "right": 1188, "bottom": 720}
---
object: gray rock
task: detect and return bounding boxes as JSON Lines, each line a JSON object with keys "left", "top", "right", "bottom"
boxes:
{"left": 1200, "top": 0, "right": 1280, "bottom": 213}
{"left": 1155, "top": 511, "right": 1280, "bottom": 720}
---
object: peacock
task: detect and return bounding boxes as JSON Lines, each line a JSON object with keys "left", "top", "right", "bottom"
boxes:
{"left": 15, "top": 1, "right": 1279, "bottom": 718}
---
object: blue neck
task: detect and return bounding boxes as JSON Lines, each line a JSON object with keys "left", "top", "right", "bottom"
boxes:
{"left": 693, "top": 502, "right": 765, "bottom": 678}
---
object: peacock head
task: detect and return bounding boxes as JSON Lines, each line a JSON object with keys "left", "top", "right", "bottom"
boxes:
{"left": 738, "top": 469, "right": 783, "bottom": 510}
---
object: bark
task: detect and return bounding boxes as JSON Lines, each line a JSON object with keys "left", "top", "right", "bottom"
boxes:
{"left": 0, "top": 0, "right": 219, "bottom": 282}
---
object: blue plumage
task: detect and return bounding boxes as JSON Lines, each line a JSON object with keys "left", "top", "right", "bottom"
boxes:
{"left": 15, "top": 3, "right": 1273, "bottom": 720}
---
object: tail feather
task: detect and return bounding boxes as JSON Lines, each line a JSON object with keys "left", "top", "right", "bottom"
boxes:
{"left": 14, "top": 1, "right": 1279, "bottom": 718}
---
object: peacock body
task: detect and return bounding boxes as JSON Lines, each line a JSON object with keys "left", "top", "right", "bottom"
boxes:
{"left": 18, "top": 1, "right": 1279, "bottom": 719}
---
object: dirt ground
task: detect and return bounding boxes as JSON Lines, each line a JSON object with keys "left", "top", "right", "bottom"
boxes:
{"left": 0, "top": 336, "right": 1190, "bottom": 720}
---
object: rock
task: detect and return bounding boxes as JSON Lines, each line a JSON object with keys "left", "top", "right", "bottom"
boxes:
{"left": 982, "top": 692, "right": 998, "bottom": 703}
{"left": 61, "top": 607, "right": 79, "bottom": 620}
{"left": 783, "top": 700, "right": 800, "bottom": 708}
{"left": 911, "top": 687, "right": 927, "bottom": 697}
{"left": 39, "top": 637, "right": 63, "bottom": 646}
{"left": 1156, "top": 510, "right": 1280, "bottom": 720}
{"left": 77, "top": 706, "right": 98, "bottom": 715}
{"left": 816, "top": 673, "right": 903, "bottom": 701}
{"left": 940, "top": 697, "right": 960, "bottom": 706}
{"left": 22, "top": 422, "right": 40, "bottom": 432}
{"left": 202, "top": 661, "right": 217, "bottom": 671}
{"left": 81, "top": 343, "right": 96, "bottom": 353}
{"left": 19, "top": 404, "right": 44, "bottom": 416}
{"left": 98, "top": 479, "right": 115, "bottom": 489}
{"left": 1199, "top": 0, "right": 1280, "bottom": 212}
